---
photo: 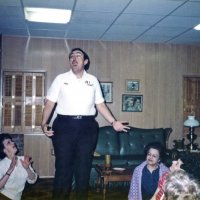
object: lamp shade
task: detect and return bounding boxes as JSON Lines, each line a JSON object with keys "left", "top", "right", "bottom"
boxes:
{"left": 184, "top": 115, "right": 200, "bottom": 127}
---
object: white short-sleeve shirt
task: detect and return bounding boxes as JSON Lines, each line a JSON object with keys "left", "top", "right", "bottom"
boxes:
{"left": 46, "top": 70, "right": 104, "bottom": 115}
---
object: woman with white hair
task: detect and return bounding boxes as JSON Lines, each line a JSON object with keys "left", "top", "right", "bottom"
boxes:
{"left": 164, "top": 169, "right": 200, "bottom": 200}
{"left": 151, "top": 159, "right": 200, "bottom": 200}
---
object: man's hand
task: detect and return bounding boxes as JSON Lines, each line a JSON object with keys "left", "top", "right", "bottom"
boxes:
{"left": 41, "top": 99, "right": 55, "bottom": 137}
{"left": 112, "top": 121, "right": 130, "bottom": 132}
{"left": 41, "top": 124, "right": 54, "bottom": 137}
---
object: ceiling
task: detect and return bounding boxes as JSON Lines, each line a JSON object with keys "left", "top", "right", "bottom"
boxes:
{"left": 1, "top": 0, "right": 200, "bottom": 45}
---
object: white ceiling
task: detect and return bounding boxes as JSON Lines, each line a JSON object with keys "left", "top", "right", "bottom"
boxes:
{"left": 0, "top": 0, "right": 200, "bottom": 45}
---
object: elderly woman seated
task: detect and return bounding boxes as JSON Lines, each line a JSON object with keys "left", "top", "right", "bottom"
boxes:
{"left": 128, "top": 142, "right": 169, "bottom": 200}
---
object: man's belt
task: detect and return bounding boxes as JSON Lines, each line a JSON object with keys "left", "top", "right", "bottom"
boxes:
{"left": 57, "top": 114, "right": 95, "bottom": 120}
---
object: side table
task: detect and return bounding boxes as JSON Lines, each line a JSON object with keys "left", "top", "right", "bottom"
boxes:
{"left": 95, "top": 164, "right": 133, "bottom": 200}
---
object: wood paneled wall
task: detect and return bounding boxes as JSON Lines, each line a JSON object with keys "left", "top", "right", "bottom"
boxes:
{"left": 1, "top": 36, "right": 200, "bottom": 176}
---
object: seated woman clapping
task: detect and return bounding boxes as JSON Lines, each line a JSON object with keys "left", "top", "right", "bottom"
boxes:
{"left": 0, "top": 133, "right": 38, "bottom": 200}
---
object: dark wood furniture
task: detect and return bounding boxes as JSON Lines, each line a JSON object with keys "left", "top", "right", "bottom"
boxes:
{"left": 171, "top": 149, "right": 200, "bottom": 181}
{"left": 95, "top": 164, "right": 133, "bottom": 199}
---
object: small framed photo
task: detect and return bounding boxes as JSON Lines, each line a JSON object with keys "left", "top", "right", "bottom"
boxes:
{"left": 125, "top": 79, "right": 140, "bottom": 92}
{"left": 100, "top": 82, "right": 113, "bottom": 103}
{"left": 122, "top": 94, "right": 143, "bottom": 112}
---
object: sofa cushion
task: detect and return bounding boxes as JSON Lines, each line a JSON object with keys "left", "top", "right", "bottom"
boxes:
{"left": 95, "top": 126, "right": 120, "bottom": 155}
{"left": 119, "top": 127, "right": 167, "bottom": 155}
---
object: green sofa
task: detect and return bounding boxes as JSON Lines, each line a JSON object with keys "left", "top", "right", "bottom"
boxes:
{"left": 89, "top": 125, "right": 172, "bottom": 186}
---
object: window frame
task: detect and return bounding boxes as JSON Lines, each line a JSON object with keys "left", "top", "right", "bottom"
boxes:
{"left": 1, "top": 71, "right": 46, "bottom": 134}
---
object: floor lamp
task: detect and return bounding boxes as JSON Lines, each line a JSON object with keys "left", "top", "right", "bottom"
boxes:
{"left": 184, "top": 115, "right": 200, "bottom": 150}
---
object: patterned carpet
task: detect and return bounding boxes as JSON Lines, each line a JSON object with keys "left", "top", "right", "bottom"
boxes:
{"left": 21, "top": 178, "right": 129, "bottom": 200}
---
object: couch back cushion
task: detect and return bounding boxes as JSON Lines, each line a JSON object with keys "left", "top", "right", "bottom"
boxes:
{"left": 119, "top": 127, "right": 167, "bottom": 155}
{"left": 95, "top": 126, "right": 120, "bottom": 155}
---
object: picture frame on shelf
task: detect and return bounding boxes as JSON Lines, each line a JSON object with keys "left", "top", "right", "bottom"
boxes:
{"left": 125, "top": 79, "right": 140, "bottom": 92}
{"left": 122, "top": 94, "right": 143, "bottom": 112}
{"left": 100, "top": 82, "right": 113, "bottom": 103}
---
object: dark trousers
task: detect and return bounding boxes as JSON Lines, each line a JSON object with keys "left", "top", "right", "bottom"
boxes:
{"left": 51, "top": 115, "right": 98, "bottom": 200}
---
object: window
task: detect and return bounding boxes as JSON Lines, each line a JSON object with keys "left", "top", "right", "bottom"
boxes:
{"left": 2, "top": 71, "right": 45, "bottom": 133}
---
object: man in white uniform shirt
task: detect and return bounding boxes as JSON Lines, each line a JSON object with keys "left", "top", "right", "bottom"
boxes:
{"left": 41, "top": 48, "right": 129, "bottom": 200}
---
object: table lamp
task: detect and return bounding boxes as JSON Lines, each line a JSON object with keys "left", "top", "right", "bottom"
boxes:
{"left": 184, "top": 115, "right": 199, "bottom": 150}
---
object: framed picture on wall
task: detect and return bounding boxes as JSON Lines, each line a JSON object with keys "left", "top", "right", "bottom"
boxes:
{"left": 125, "top": 79, "right": 140, "bottom": 92}
{"left": 122, "top": 94, "right": 143, "bottom": 112}
{"left": 100, "top": 82, "right": 113, "bottom": 103}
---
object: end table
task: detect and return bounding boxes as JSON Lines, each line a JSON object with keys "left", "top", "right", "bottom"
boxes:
{"left": 95, "top": 164, "right": 133, "bottom": 200}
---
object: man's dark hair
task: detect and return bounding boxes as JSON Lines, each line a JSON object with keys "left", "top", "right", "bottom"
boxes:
{"left": 69, "top": 48, "right": 90, "bottom": 70}
{"left": 0, "top": 133, "right": 18, "bottom": 159}
{"left": 144, "top": 141, "right": 165, "bottom": 162}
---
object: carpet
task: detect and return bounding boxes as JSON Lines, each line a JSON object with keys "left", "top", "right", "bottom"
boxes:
{"left": 21, "top": 178, "right": 129, "bottom": 200}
